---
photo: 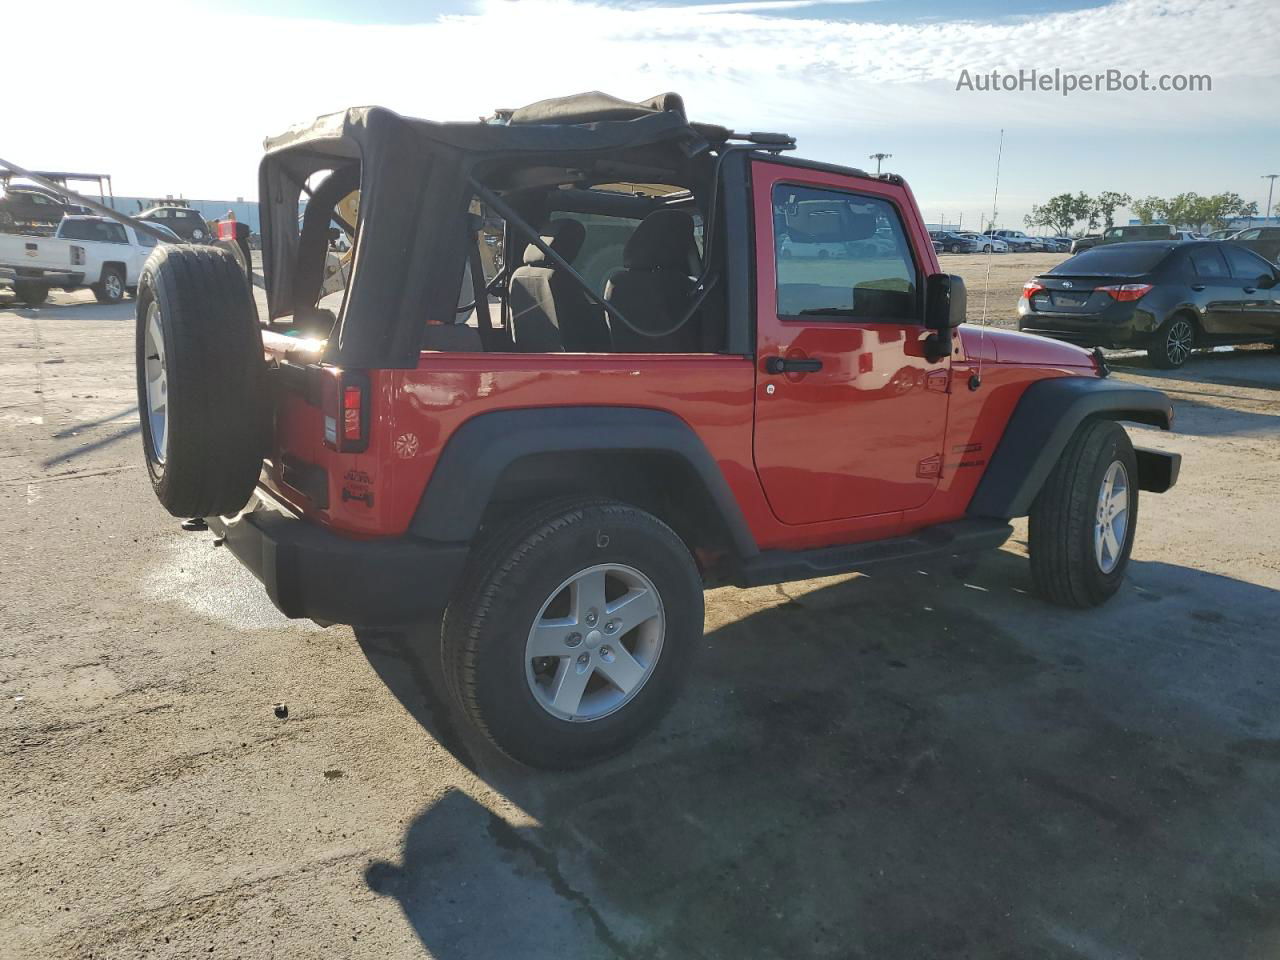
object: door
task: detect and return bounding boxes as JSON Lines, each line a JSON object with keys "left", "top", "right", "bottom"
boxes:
{"left": 1185, "top": 244, "right": 1240, "bottom": 337}
{"left": 1221, "top": 244, "right": 1280, "bottom": 337}
{"left": 751, "top": 163, "right": 950, "bottom": 526}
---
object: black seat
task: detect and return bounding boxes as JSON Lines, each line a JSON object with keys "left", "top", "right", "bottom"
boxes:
{"left": 604, "top": 209, "right": 702, "bottom": 353}
{"left": 509, "top": 220, "right": 611, "bottom": 352}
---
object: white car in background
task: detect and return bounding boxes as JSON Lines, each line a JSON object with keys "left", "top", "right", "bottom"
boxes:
{"left": 960, "top": 232, "right": 1007, "bottom": 253}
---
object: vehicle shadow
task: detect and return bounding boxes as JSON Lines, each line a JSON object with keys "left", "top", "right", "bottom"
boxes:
{"left": 1109, "top": 347, "right": 1280, "bottom": 392}
{"left": 355, "top": 550, "right": 1280, "bottom": 959}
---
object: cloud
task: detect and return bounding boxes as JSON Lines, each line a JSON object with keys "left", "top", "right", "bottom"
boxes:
{"left": 2, "top": 0, "right": 1272, "bottom": 220}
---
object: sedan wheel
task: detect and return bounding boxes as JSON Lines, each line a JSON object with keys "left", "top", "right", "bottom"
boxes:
{"left": 1150, "top": 315, "right": 1195, "bottom": 369}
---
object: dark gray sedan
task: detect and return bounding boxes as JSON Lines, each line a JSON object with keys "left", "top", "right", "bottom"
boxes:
{"left": 1017, "top": 241, "right": 1280, "bottom": 368}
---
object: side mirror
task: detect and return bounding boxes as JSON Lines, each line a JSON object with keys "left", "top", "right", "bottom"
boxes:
{"left": 923, "top": 273, "right": 966, "bottom": 362}
{"left": 1258, "top": 274, "right": 1277, "bottom": 290}
{"left": 925, "top": 272, "right": 966, "bottom": 330}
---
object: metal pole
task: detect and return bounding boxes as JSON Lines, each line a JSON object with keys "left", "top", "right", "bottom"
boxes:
{"left": 1264, "top": 174, "right": 1279, "bottom": 224}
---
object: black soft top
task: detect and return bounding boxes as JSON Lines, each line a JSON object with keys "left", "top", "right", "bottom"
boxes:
{"left": 262, "top": 93, "right": 729, "bottom": 163}
{"left": 258, "top": 93, "right": 750, "bottom": 363}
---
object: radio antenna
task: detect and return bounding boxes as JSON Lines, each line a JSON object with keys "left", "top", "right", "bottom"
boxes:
{"left": 973, "top": 128, "right": 1004, "bottom": 391}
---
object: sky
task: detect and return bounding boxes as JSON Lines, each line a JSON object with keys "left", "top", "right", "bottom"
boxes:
{"left": 5, "top": 0, "right": 1278, "bottom": 230}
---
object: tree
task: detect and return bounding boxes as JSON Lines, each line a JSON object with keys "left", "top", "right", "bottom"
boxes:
{"left": 1025, "top": 192, "right": 1091, "bottom": 236}
{"left": 1131, "top": 196, "right": 1166, "bottom": 225}
{"left": 1091, "top": 191, "right": 1131, "bottom": 230}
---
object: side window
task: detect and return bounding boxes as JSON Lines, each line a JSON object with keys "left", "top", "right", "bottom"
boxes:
{"left": 772, "top": 184, "right": 917, "bottom": 321}
{"left": 153, "top": 209, "right": 171, "bottom": 220}
{"left": 1222, "top": 244, "right": 1272, "bottom": 280}
{"left": 103, "top": 222, "right": 128, "bottom": 244}
{"left": 60, "top": 220, "right": 89, "bottom": 240}
{"left": 136, "top": 229, "right": 158, "bottom": 249}
{"left": 1235, "top": 229, "right": 1260, "bottom": 240}
{"left": 1188, "top": 245, "right": 1229, "bottom": 278}
{"left": 174, "top": 210, "right": 193, "bottom": 220}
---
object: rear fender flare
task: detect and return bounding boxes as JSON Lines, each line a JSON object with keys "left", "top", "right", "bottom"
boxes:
{"left": 409, "top": 406, "right": 759, "bottom": 559}
{"left": 967, "top": 376, "right": 1175, "bottom": 519}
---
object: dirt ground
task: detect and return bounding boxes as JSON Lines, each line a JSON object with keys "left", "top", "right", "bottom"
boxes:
{"left": 3, "top": 257, "right": 1280, "bottom": 959}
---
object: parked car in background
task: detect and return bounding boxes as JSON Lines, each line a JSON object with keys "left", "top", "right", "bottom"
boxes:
{"left": 135, "top": 204, "right": 212, "bottom": 242}
{"left": 0, "top": 215, "right": 180, "bottom": 304}
{"left": 1206, "top": 228, "right": 1239, "bottom": 241}
{"left": 959, "top": 232, "right": 1006, "bottom": 253}
{"left": 0, "top": 184, "right": 88, "bottom": 232}
{"left": 1230, "top": 226, "right": 1280, "bottom": 264}
{"left": 1098, "top": 224, "right": 1177, "bottom": 245}
{"left": 929, "top": 231, "right": 979, "bottom": 253}
{"left": 984, "top": 229, "right": 1038, "bottom": 251}
{"left": 1071, "top": 234, "right": 1102, "bottom": 254}
{"left": 1037, "top": 237, "right": 1069, "bottom": 254}
{"left": 1174, "top": 231, "right": 1207, "bottom": 242}
{"left": 1017, "top": 240, "right": 1280, "bottom": 368}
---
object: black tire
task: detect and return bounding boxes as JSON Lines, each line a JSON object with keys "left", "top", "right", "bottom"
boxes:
{"left": 441, "top": 499, "right": 704, "bottom": 769}
{"left": 1029, "top": 420, "right": 1139, "bottom": 608}
{"left": 1148, "top": 313, "right": 1196, "bottom": 369}
{"left": 93, "top": 265, "right": 126, "bottom": 304}
{"left": 13, "top": 281, "right": 49, "bottom": 305}
{"left": 134, "top": 245, "right": 266, "bottom": 518}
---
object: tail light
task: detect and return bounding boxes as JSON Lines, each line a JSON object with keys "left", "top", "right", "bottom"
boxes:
{"left": 1097, "top": 283, "right": 1152, "bottom": 302}
{"left": 320, "top": 368, "right": 370, "bottom": 452}
{"left": 70, "top": 245, "right": 85, "bottom": 266}
{"left": 1021, "top": 280, "right": 1045, "bottom": 299}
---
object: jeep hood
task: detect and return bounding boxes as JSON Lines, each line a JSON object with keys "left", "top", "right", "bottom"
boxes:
{"left": 958, "top": 325, "right": 1095, "bottom": 368}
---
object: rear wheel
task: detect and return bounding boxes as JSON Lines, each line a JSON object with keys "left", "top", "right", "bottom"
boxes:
{"left": 93, "top": 266, "right": 126, "bottom": 304}
{"left": 13, "top": 281, "right": 49, "bottom": 305}
{"left": 442, "top": 499, "right": 704, "bottom": 769}
{"left": 1029, "top": 420, "right": 1138, "bottom": 608}
{"left": 1148, "top": 313, "right": 1195, "bottom": 369}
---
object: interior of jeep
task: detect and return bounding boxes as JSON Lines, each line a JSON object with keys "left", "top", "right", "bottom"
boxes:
{"left": 297, "top": 157, "right": 727, "bottom": 356}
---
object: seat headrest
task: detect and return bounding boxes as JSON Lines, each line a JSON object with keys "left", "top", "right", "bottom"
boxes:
{"left": 523, "top": 218, "right": 587, "bottom": 267}
{"left": 623, "top": 209, "right": 696, "bottom": 270}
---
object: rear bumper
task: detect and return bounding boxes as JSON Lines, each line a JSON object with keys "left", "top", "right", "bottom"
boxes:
{"left": 208, "top": 494, "right": 469, "bottom": 626}
{"left": 1017, "top": 312, "right": 1152, "bottom": 349}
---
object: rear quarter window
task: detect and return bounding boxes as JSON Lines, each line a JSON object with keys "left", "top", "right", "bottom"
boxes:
{"left": 1050, "top": 246, "right": 1169, "bottom": 275}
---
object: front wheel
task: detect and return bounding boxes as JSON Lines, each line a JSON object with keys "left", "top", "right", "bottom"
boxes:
{"left": 441, "top": 499, "right": 704, "bottom": 769}
{"left": 1029, "top": 420, "right": 1138, "bottom": 608}
{"left": 1148, "top": 314, "right": 1195, "bottom": 369}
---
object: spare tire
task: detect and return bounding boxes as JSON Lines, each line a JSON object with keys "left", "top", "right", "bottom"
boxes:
{"left": 134, "top": 245, "right": 266, "bottom": 518}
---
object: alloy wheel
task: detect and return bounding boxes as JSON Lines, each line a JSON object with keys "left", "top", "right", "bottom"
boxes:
{"left": 1094, "top": 460, "right": 1129, "bottom": 574}
{"left": 143, "top": 301, "right": 168, "bottom": 464}
{"left": 1165, "top": 318, "right": 1193, "bottom": 366}
{"left": 525, "top": 563, "right": 665, "bottom": 722}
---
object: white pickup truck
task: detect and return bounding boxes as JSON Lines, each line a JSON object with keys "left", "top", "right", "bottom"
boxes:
{"left": 0, "top": 215, "right": 180, "bottom": 305}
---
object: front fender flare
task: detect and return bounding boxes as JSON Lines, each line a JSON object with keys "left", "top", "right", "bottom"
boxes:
{"left": 967, "top": 376, "right": 1175, "bottom": 519}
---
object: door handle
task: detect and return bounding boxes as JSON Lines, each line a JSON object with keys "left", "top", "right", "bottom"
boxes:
{"left": 764, "top": 356, "right": 823, "bottom": 375}
{"left": 1191, "top": 284, "right": 1206, "bottom": 291}
{"left": 1244, "top": 287, "right": 1257, "bottom": 294}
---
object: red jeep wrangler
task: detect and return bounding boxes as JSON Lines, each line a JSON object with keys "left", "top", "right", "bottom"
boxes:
{"left": 134, "top": 93, "right": 1180, "bottom": 768}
